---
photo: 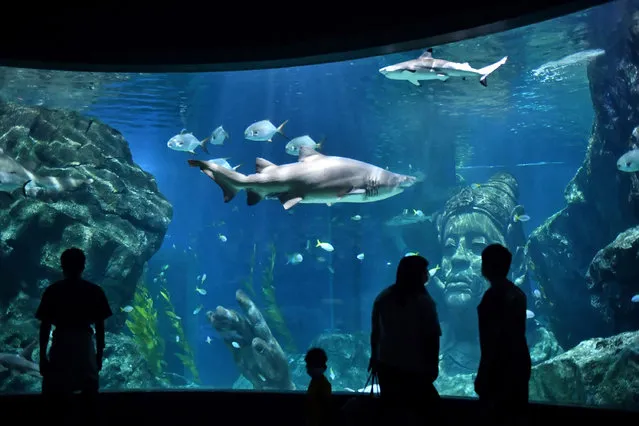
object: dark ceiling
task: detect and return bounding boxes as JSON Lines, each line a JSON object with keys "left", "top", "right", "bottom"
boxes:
{"left": 2, "top": 1, "right": 612, "bottom": 72}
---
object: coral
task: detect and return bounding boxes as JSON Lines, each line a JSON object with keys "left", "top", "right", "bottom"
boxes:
{"left": 261, "top": 243, "right": 296, "bottom": 353}
{"left": 124, "top": 281, "right": 166, "bottom": 377}
{"left": 159, "top": 286, "right": 200, "bottom": 384}
{"left": 207, "top": 289, "right": 293, "bottom": 390}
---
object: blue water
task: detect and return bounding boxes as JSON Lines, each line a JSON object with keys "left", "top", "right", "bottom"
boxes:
{"left": 70, "top": 2, "right": 614, "bottom": 388}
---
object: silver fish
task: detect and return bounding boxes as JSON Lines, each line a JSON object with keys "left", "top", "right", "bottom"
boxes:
{"left": 244, "top": 120, "right": 288, "bottom": 142}
{"left": 167, "top": 129, "right": 210, "bottom": 154}
{"left": 210, "top": 126, "right": 230, "bottom": 146}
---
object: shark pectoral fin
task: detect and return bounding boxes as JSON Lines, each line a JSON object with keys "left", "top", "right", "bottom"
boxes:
{"left": 280, "top": 195, "right": 303, "bottom": 210}
{"left": 256, "top": 158, "right": 277, "bottom": 173}
{"left": 247, "top": 190, "right": 264, "bottom": 206}
{"left": 409, "top": 79, "right": 420, "bottom": 86}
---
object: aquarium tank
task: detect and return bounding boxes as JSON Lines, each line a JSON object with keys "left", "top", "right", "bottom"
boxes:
{"left": 0, "top": 0, "right": 637, "bottom": 412}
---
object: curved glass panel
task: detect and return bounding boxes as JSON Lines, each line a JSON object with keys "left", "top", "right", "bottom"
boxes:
{"left": 0, "top": 0, "right": 636, "bottom": 412}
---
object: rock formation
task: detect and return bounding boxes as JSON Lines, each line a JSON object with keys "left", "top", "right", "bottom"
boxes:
{"left": 0, "top": 102, "right": 172, "bottom": 392}
{"left": 526, "top": 1, "right": 639, "bottom": 348}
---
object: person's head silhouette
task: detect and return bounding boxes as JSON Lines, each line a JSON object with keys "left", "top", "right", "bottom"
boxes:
{"left": 61, "top": 247, "right": 86, "bottom": 279}
{"left": 304, "top": 347, "right": 328, "bottom": 379}
{"left": 396, "top": 254, "right": 429, "bottom": 290}
{"left": 481, "top": 243, "right": 512, "bottom": 284}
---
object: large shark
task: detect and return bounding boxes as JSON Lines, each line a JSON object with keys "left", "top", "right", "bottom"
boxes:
{"left": 187, "top": 147, "right": 418, "bottom": 210}
{"left": 0, "top": 148, "right": 93, "bottom": 196}
{"left": 379, "top": 48, "right": 508, "bottom": 87}
{"left": 0, "top": 341, "right": 41, "bottom": 377}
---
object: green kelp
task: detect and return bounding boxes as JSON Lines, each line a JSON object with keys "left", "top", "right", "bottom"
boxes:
{"left": 261, "top": 243, "right": 296, "bottom": 353}
{"left": 242, "top": 243, "right": 257, "bottom": 297}
{"left": 125, "top": 281, "right": 167, "bottom": 377}
{"left": 159, "top": 286, "right": 200, "bottom": 384}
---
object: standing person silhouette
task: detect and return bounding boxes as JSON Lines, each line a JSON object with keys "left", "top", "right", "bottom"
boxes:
{"left": 369, "top": 255, "right": 441, "bottom": 422}
{"left": 36, "top": 247, "right": 113, "bottom": 424}
{"left": 475, "top": 244, "right": 531, "bottom": 426}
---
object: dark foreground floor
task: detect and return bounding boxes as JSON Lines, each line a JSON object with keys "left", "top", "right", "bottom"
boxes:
{"left": 0, "top": 391, "right": 635, "bottom": 425}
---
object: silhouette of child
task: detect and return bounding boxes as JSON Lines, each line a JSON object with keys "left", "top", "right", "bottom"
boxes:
{"left": 305, "top": 347, "right": 332, "bottom": 426}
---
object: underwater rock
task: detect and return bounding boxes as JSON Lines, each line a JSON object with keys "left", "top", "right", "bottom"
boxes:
{"left": 529, "top": 330, "right": 639, "bottom": 409}
{"left": 0, "top": 331, "right": 169, "bottom": 392}
{"left": 586, "top": 225, "right": 639, "bottom": 333}
{"left": 528, "top": 325, "right": 563, "bottom": 365}
{"left": 100, "top": 332, "right": 171, "bottom": 390}
{"left": 526, "top": 3, "right": 639, "bottom": 348}
{"left": 0, "top": 102, "right": 172, "bottom": 331}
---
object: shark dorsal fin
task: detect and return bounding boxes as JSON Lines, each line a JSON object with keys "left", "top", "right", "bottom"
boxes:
{"left": 255, "top": 158, "right": 276, "bottom": 173}
{"left": 298, "top": 146, "right": 323, "bottom": 162}
{"left": 180, "top": 128, "right": 187, "bottom": 134}
{"left": 20, "top": 341, "right": 37, "bottom": 361}
{"left": 418, "top": 48, "right": 433, "bottom": 59}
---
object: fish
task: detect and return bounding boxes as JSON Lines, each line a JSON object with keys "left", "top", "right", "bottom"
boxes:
{"left": 207, "top": 158, "right": 241, "bottom": 171}
{"left": 617, "top": 149, "right": 639, "bottom": 172}
{"left": 351, "top": 215, "right": 362, "bottom": 221}
{"left": 244, "top": 120, "right": 289, "bottom": 142}
{"left": 187, "top": 146, "right": 418, "bottom": 210}
{"left": 218, "top": 234, "right": 227, "bottom": 242}
{"left": 195, "top": 286, "right": 207, "bottom": 295}
{"left": 0, "top": 341, "right": 40, "bottom": 377}
{"left": 513, "top": 214, "right": 530, "bottom": 222}
{"left": 285, "top": 135, "right": 323, "bottom": 156}
{"left": 631, "top": 294, "right": 639, "bottom": 303}
{"left": 193, "top": 305, "right": 203, "bottom": 315}
{"left": 316, "top": 240, "right": 334, "bottom": 252}
{"left": 287, "top": 253, "right": 304, "bottom": 265}
{"left": 356, "top": 253, "right": 365, "bottom": 260}
{"left": 0, "top": 148, "right": 93, "bottom": 197}
{"left": 120, "top": 305, "right": 133, "bottom": 313}
{"left": 526, "top": 310, "right": 535, "bottom": 319}
{"left": 167, "top": 129, "right": 210, "bottom": 154}
{"left": 210, "top": 126, "right": 230, "bottom": 145}
{"left": 379, "top": 48, "right": 508, "bottom": 87}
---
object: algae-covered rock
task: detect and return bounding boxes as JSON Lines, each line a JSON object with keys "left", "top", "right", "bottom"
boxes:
{"left": 529, "top": 331, "right": 639, "bottom": 409}
{"left": 0, "top": 102, "right": 172, "bottom": 333}
{"left": 586, "top": 225, "right": 639, "bottom": 332}
{"left": 526, "top": 2, "right": 639, "bottom": 348}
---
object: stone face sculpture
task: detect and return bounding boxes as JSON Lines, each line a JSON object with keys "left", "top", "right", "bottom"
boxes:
{"left": 207, "top": 289, "right": 294, "bottom": 391}
{"left": 429, "top": 172, "right": 530, "bottom": 373}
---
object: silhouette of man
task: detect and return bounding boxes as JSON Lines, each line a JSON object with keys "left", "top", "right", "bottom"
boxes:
{"left": 370, "top": 255, "right": 441, "bottom": 420}
{"left": 475, "top": 244, "right": 531, "bottom": 426}
{"left": 36, "top": 247, "right": 113, "bottom": 424}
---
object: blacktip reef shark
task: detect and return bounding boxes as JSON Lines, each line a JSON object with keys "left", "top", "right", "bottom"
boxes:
{"left": 187, "top": 146, "right": 418, "bottom": 210}
{"left": 379, "top": 48, "right": 508, "bottom": 87}
{"left": 0, "top": 148, "right": 93, "bottom": 197}
{"left": 0, "top": 341, "right": 41, "bottom": 377}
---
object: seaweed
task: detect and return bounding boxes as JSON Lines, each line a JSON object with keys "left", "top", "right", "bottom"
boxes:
{"left": 261, "top": 242, "right": 296, "bottom": 353}
{"left": 125, "top": 281, "right": 167, "bottom": 377}
{"left": 242, "top": 243, "right": 257, "bottom": 297}
{"left": 159, "top": 286, "right": 200, "bottom": 384}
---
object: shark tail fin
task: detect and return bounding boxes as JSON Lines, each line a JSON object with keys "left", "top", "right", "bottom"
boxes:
{"left": 188, "top": 159, "right": 240, "bottom": 203}
{"left": 477, "top": 56, "right": 508, "bottom": 87}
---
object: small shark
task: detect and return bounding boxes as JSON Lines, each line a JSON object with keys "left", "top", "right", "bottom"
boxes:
{"left": 188, "top": 147, "right": 417, "bottom": 210}
{"left": 379, "top": 48, "right": 508, "bottom": 87}
{"left": 0, "top": 341, "right": 41, "bottom": 377}
{"left": 0, "top": 148, "right": 93, "bottom": 196}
